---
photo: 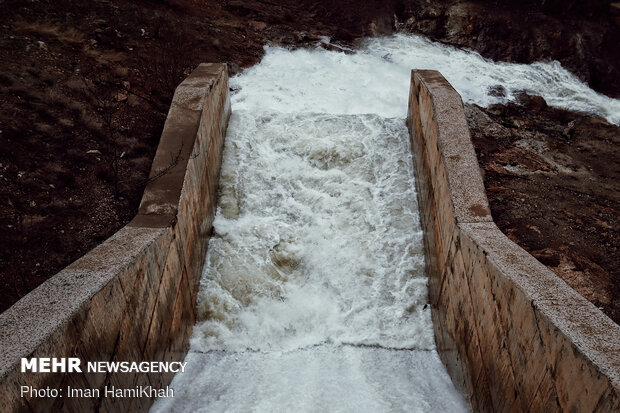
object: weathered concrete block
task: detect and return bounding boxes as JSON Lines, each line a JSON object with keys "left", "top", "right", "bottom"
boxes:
{"left": 143, "top": 239, "right": 184, "bottom": 363}
{"left": 0, "top": 63, "right": 230, "bottom": 413}
{"left": 408, "top": 70, "right": 620, "bottom": 412}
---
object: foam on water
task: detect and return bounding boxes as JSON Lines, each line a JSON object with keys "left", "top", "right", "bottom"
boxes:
{"left": 152, "top": 348, "right": 468, "bottom": 413}
{"left": 232, "top": 33, "right": 620, "bottom": 123}
{"left": 191, "top": 112, "right": 432, "bottom": 353}
{"left": 152, "top": 33, "right": 619, "bottom": 412}
{"left": 151, "top": 109, "right": 467, "bottom": 412}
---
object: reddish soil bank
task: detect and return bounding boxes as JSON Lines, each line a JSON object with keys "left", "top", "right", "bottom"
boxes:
{"left": 0, "top": 0, "right": 406, "bottom": 312}
{"left": 0, "top": 0, "right": 321, "bottom": 312}
{"left": 467, "top": 99, "right": 620, "bottom": 323}
{"left": 1, "top": 0, "right": 618, "bottom": 318}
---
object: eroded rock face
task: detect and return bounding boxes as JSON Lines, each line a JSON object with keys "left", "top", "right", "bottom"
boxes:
{"left": 221, "top": 0, "right": 619, "bottom": 100}
{"left": 396, "top": 0, "right": 620, "bottom": 98}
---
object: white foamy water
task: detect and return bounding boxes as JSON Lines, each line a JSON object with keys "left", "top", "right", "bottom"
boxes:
{"left": 153, "top": 348, "right": 466, "bottom": 413}
{"left": 152, "top": 32, "right": 619, "bottom": 413}
{"left": 190, "top": 112, "right": 432, "bottom": 353}
{"left": 152, "top": 110, "right": 469, "bottom": 412}
{"left": 232, "top": 34, "right": 620, "bottom": 123}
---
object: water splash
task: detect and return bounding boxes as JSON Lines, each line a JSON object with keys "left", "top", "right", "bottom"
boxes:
{"left": 232, "top": 34, "right": 620, "bottom": 123}
{"left": 191, "top": 113, "right": 431, "bottom": 353}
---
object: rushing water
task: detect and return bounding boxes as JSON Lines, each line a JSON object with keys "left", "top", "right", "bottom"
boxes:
{"left": 152, "top": 33, "right": 619, "bottom": 413}
{"left": 232, "top": 34, "right": 620, "bottom": 123}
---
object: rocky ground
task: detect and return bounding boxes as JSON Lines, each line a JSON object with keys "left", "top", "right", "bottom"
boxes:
{"left": 0, "top": 0, "right": 618, "bottom": 320}
{"left": 398, "top": 0, "right": 620, "bottom": 98}
{"left": 0, "top": 0, "right": 328, "bottom": 312}
{"left": 467, "top": 98, "right": 619, "bottom": 323}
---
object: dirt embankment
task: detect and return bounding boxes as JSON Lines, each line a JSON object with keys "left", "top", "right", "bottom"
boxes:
{"left": 467, "top": 99, "right": 620, "bottom": 323}
{"left": 0, "top": 0, "right": 407, "bottom": 313}
{"left": 1, "top": 0, "right": 618, "bottom": 320}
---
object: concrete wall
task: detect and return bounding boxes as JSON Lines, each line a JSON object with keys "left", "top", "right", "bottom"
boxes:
{"left": 0, "top": 63, "right": 230, "bottom": 413}
{"left": 407, "top": 70, "right": 620, "bottom": 412}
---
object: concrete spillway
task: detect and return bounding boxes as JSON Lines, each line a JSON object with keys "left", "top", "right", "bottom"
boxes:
{"left": 150, "top": 111, "right": 469, "bottom": 411}
{"left": 1, "top": 33, "right": 618, "bottom": 413}
{"left": 151, "top": 34, "right": 620, "bottom": 412}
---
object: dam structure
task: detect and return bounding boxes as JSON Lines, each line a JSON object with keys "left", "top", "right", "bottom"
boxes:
{"left": 1, "top": 33, "right": 619, "bottom": 413}
{"left": 154, "top": 35, "right": 620, "bottom": 412}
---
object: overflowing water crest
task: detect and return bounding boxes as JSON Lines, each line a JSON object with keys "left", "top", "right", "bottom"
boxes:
{"left": 152, "top": 34, "right": 618, "bottom": 413}
{"left": 232, "top": 34, "right": 620, "bottom": 123}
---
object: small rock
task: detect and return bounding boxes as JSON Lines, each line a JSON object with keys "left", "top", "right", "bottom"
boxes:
{"left": 488, "top": 186, "right": 506, "bottom": 192}
{"left": 516, "top": 92, "right": 548, "bottom": 112}
{"left": 37, "top": 41, "right": 48, "bottom": 50}
{"left": 563, "top": 120, "right": 576, "bottom": 137}
{"left": 488, "top": 85, "right": 507, "bottom": 98}
{"left": 250, "top": 21, "right": 267, "bottom": 31}
{"left": 87, "top": 149, "right": 102, "bottom": 154}
{"left": 116, "top": 90, "right": 128, "bottom": 102}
